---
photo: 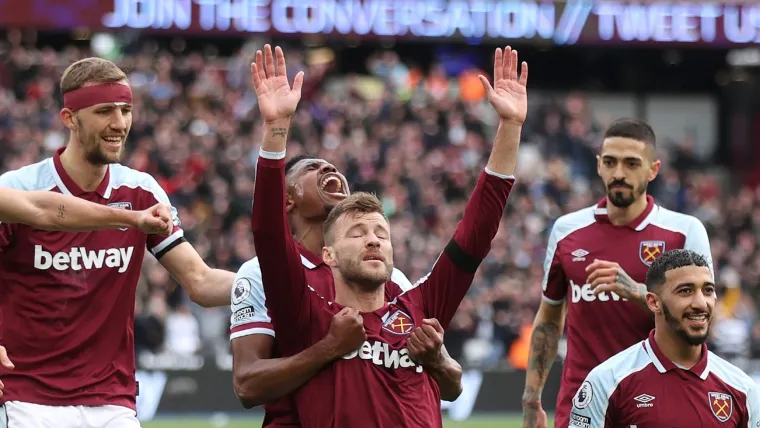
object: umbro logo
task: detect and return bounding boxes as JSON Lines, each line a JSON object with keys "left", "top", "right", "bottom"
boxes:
{"left": 634, "top": 394, "right": 655, "bottom": 408}
{"left": 571, "top": 249, "right": 589, "bottom": 262}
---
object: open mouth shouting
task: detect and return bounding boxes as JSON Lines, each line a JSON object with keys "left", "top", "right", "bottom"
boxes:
{"left": 318, "top": 172, "right": 349, "bottom": 201}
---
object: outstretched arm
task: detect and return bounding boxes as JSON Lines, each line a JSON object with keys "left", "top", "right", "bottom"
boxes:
{"left": 0, "top": 187, "right": 172, "bottom": 235}
{"left": 415, "top": 47, "right": 526, "bottom": 329}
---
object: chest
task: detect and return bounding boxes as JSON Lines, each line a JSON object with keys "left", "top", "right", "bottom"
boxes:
{"left": 559, "top": 226, "right": 686, "bottom": 297}
{"left": 616, "top": 377, "right": 744, "bottom": 427}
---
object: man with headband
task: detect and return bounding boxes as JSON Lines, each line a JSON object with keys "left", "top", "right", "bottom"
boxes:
{"left": 0, "top": 57, "right": 236, "bottom": 428}
{"left": 230, "top": 154, "right": 464, "bottom": 426}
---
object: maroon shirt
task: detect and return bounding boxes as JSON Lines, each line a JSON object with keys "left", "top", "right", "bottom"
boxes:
{"left": 228, "top": 244, "right": 409, "bottom": 427}
{"left": 541, "top": 196, "right": 713, "bottom": 427}
{"left": 0, "top": 147, "right": 183, "bottom": 409}
{"left": 570, "top": 330, "right": 760, "bottom": 428}
{"left": 251, "top": 152, "right": 513, "bottom": 428}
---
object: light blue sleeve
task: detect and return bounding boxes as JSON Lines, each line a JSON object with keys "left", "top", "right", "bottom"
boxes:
{"left": 229, "top": 257, "right": 274, "bottom": 340}
{"left": 683, "top": 216, "right": 713, "bottom": 278}
{"left": 747, "top": 381, "right": 760, "bottom": 427}
{"left": 569, "top": 368, "right": 615, "bottom": 428}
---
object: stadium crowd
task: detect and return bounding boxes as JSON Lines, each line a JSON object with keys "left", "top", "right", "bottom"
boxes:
{"left": 0, "top": 35, "right": 758, "bottom": 371}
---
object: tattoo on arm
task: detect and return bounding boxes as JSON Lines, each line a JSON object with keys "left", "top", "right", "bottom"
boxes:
{"left": 57, "top": 205, "right": 66, "bottom": 219}
{"left": 525, "top": 322, "right": 560, "bottom": 397}
{"left": 271, "top": 128, "right": 288, "bottom": 138}
{"left": 615, "top": 269, "right": 651, "bottom": 312}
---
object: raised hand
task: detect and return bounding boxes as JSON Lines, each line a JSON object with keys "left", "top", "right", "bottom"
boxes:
{"left": 479, "top": 46, "right": 529, "bottom": 125}
{"left": 586, "top": 259, "right": 648, "bottom": 306}
{"left": 251, "top": 44, "right": 305, "bottom": 123}
{"left": 136, "top": 203, "right": 172, "bottom": 236}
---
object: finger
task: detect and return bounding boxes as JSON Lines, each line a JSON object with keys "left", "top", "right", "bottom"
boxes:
{"left": 587, "top": 268, "right": 617, "bottom": 284}
{"left": 275, "top": 46, "right": 287, "bottom": 78}
{"left": 292, "top": 71, "right": 304, "bottom": 94}
{"left": 356, "top": 314, "right": 363, "bottom": 325}
{"left": 420, "top": 325, "right": 440, "bottom": 341}
{"left": 503, "top": 46, "right": 512, "bottom": 81}
{"left": 585, "top": 260, "right": 614, "bottom": 273}
{"left": 593, "top": 283, "right": 616, "bottom": 295}
{"left": 0, "top": 347, "right": 14, "bottom": 369}
{"left": 423, "top": 318, "right": 443, "bottom": 333}
{"left": 255, "top": 50, "right": 266, "bottom": 82}
{"left": 511, "top": 49, "right": 519, "bottom": 81}
{"left": 519, "top": 61, "right": 529, "bottom": 87}
{"left": 478, "top": 75, "right": 494, "bottom": 99}
{"left": 493, "top": 48, "right": 503, "bottom": 82}
{"left": 337, "top": 307, "right": 352, "bottom": 316}
{"left": 589, "top": 276, "right": 616, "bottom": 290}
{"left": 264, "top": 44, "right": 276, "bottom": 78}
{"left": 251, "top": 63, "right": 262, "bottom": 89}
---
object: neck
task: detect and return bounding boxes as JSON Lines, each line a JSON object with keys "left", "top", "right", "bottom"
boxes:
{"left": 606, "top": 194, "right": 648, "bottom": 226}
{"left": 290, "top": 216, "right": 325, "bottom": 254}
{"left": 653, "top": 323, "right": 703, "bottom": 368}
{"left": 333, "top": 272, "right": 385, "bottom": 313}
{"left": 60, "top": 141, "right": 108, "bottom": 192}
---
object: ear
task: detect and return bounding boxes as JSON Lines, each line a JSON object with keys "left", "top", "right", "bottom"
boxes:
{"left": 60, "top": 108, "right": 76, "bottom": 131}
{"left": 645, "top": 291, "right": 660, "bottom": 314}
{"left": 322, "top": 246, "right": 338, "bottom": 267}
{"left": 285, "top": 193, "right": 296, "bottom": 213}
{"left": 648, "top": 159, "right": 662, "bottom": 182}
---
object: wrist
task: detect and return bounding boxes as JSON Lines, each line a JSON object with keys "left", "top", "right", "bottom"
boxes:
{"left": 315, "top": 336, "right": 342, "bottom": 361}
{"left": 264, "top": 118, "right": 292, "bottom": 128}
{"left": 499, "top": 118, "right": 524, "bottom": 128}
{"left": 118, "top": 209, "right": 140, "bottom": 230}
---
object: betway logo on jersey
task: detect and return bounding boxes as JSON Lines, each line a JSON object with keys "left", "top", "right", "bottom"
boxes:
{"left": 571, "top": 280, "right": 628, "bottom": 303}
{"left": 34, "top": 245, "right": 134, "bottom": 273}
{"left": 342, "top": 341, "right": 424, "bottom": 373}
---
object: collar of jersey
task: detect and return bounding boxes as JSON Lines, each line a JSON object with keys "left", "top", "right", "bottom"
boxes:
{"left": 296, "top": 242, "right": 324, "bottom": 269}
{"left": 643, "top": 329, "right": 710, "bottom": 380}
{"left": 593, "top": 195, "right": 656, "bottom": 231}
{"left": 52, "top": 147, "right": 113, "bottom": 199}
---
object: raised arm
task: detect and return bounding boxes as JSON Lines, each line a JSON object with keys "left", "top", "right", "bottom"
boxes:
{"left": 0, "top": 187, "right": 172, "bottom": 235}
{"left": 414, "top": 47, "right": 526, "bottom": 328}
{"left": 249, "top": 45, "right": 313, "bottom": 340}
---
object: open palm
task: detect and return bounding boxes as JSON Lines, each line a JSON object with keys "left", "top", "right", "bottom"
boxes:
{"left": 479, "top": 46, "right": 528, "bottom": 125}
{"left": 251, "top": 45, "right": 304, "bottom": 123}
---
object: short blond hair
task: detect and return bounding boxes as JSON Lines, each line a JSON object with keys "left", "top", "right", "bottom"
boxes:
{"left": 323, "top": 192, "right": 387, "bottom": 244}
{"left": 60, "top": 57, "right": 128, "bottom": 94}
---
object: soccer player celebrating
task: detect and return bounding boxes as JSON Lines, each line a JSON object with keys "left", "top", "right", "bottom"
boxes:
{"left": 522, "top": 119, "right": 713, "bottom": 428}
{"left": 0, "top": 186, "right": 172, "bottom": 235}
{"left": 230, "top": 155, "right": 463, "bottom": 426}
{"left": 0, "top": 57, "right": 235, "bottom": 427}
{"left": 569, "top": 249, "right": 759, "bottom": 427}
{"left": 250, "top": 44, "right": 524, "bottom": 427}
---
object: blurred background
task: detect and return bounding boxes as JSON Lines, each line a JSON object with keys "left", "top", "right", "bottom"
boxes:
{"left": 3, "top": 0, "right": 760, "bottom": 426}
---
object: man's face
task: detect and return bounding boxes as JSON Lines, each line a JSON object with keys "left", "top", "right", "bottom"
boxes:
{"left": 656, "top": 265, "right": 716, "bottom": 346}
{"left": 325, "top": 211, "right": 393, "bottom": 289}
{"left": 597, "top": 137, "right": 660, "bottom": 208}
{"left": 68, "top": 81, "right": 133, "bottom": 165}
{"left": 287, "top": 159, "right": 350, "bottom": 220}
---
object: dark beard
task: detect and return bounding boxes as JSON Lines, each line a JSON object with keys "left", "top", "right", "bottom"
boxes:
{"left": 663, "top": 303, "right": 709, "bottom": 346}
{"left": 607, "top": 180, "right": 648, "bottom": 208}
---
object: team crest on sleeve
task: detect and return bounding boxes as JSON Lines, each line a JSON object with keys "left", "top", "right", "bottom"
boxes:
{"left": 572, "top": 381, "right": 593, "bottom": 409}
{"left": 382, "top": 309, "right": 415, "bottom": 335}
{"left": 708, "top": 392, "right": 733, "bottom": 422}
{"left": 107, "top": 202, "right": 133, "bottom": 231}
{"left": 232, "top": 278, "right": 252, "bottom": 305}
{"left": 639, "top": 240, "right": 666, "bottom": 266}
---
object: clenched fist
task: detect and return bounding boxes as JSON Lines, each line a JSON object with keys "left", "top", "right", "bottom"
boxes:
{"left": 324, "top": 307, "right": 366, "bottom": 359}
{"left": 407, "top": 318, "right": 445, "bottom": 367}
{"left": 135, "top": 203, "right": 173, "bottom": 236}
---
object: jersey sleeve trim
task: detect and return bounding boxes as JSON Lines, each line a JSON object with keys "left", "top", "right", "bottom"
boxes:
{"left": 484, "top": 167, "right": 515, "bottom": 180}
{"left": 150, "top": 230, "right": 185, "bottom": 256}
{"left": 230, "top": 322, "right": 275, "bottom": 340}
{"left": 542, "top": 295, "right": 565, "bottom": 305}
{"left": 260, "top": 148, "right": 286, "bottom": 160}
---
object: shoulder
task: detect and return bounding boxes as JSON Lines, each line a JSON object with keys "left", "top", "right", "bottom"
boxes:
{"left": 236, "top": 257, "right": 261, "bottom": 279}
{"left": 232, "top": 257, "right": 265, "bottom": 307}
{"left": 550, "top": 205, "right": 597, "bottom": 242}
{"left": 708, "top": 351, "right": 757, "bottom": 395}
{"left": 648, "top": 205, "right": 705, "bottom": 235}
{"left": 578, "top": 342, "right": 652, "bottom": 400}
{"left": 109, "top": 164, "right": 168, "bottom": 199}
{"left": 0, "top": 158, "right": 57, "bottom": 191}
